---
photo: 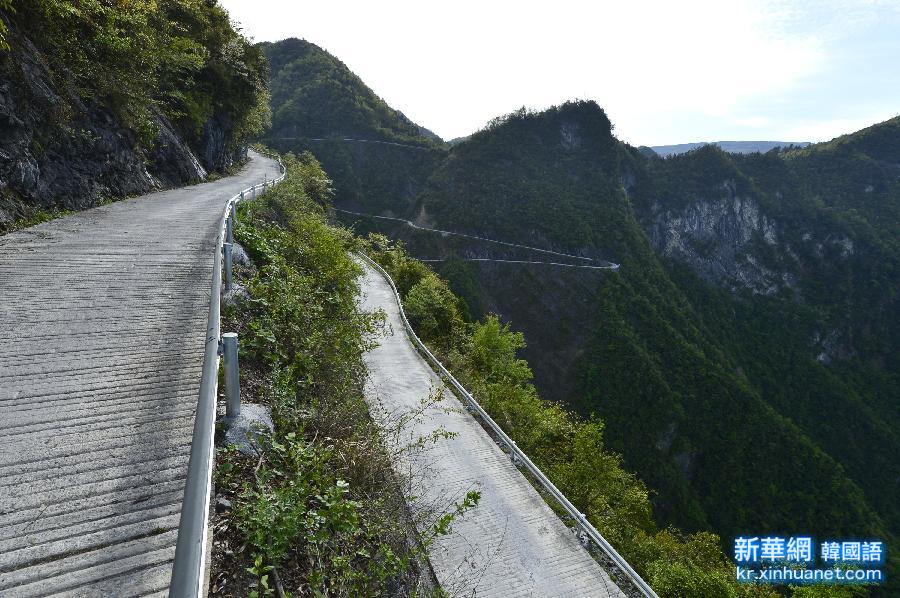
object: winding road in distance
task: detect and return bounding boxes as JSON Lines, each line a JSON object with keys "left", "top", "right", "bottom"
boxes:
{"left": 335, "top": 207, "right": 620, "bottom": 268}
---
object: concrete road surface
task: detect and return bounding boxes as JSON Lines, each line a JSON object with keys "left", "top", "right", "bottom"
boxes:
{"left": 0, "top": 151, "right": 278, "bottom": 596}
{"left": 358, "top": 261, "right": 626, "bottom": 598}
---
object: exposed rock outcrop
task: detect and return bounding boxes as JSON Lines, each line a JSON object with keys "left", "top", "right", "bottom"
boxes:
{"left": 645, "top": 180, "right": 864, "bottom": 304}
{"left": 0, "top": 30, "right": 243, "bottom": 228}
{"left": 648, "top": 188, "right": 789, "bottom": 295}
{"left": 199, "top": 112, "right": 248, "bottom": 172}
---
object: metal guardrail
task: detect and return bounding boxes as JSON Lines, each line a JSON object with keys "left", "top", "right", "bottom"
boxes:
{"left": 169, "top": 150, "right": 286, "bottom": 598}
{"left": 357, "top": 252, "right": 659, "bottom": 598}
{"left": 166, "top": 148, "right": 650, "bottom": 596}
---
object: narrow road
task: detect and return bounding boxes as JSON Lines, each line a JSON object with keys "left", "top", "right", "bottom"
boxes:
{"left": 358, "top": 262, "right": 626, "bottom": 598}
{"left": 0, "top": 151, "right": 278, "bottom": 596}
{"left": 335, "top": 207, "right": 605, "bottom": 264}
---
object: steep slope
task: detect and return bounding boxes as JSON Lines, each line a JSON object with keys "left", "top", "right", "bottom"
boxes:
{"left": 341, "top": 104, "right": 898, "bottom": 562}
{"left": 397, "top": 104, "right": 895, "bottom": 547}
{"left": 262, "top": 38, "right": 440, "bottom": 146}
{"left": 256, "top": 39, "right": 898, "bottom": 584}
{"left": 631, "top": 124, "right": 900, "bottom": 537}
{"left": 261, "top": 38, "right": 446, "bottom": 214}
{"left": 0, "top": 0, "right": 269, "bottom": 229}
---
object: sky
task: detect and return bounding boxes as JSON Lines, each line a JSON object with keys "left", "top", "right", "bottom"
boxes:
{"left": 219, "top": 0, "right": 900, "bottom": 146}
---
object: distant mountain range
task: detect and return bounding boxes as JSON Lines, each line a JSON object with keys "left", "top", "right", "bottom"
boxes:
{"left": 649, "top": 140, "right": 810, "bottom": 156}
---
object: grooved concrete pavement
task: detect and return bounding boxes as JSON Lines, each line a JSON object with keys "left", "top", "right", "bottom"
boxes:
{"left": 358, "top": 262, "right": 626, "bottom": 597}
{"left": 0, "top": 152, "right": 278, "bottom": 596}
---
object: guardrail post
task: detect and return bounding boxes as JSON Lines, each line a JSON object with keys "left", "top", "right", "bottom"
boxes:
{"left": 223, "top": 242, "right": 233, "bottom": 291}
{"left": 226, "top": 213, "right": 233, "bottom": 244}
{"left": 171, "top": 154, "right": 284, "bottom": 597}
{"left": 252, "top": 185, "right": 256, "bottom": 200}
{"left": 222, "top": 333, "right": 241, "bottom": 418}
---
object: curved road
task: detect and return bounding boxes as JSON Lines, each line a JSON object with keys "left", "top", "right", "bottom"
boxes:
{"left": 0, "top": 151, "right": 278, "bottom": 596}
{"left": 358, "top": 262, "right": 625, "bottom": 597}
{"left": 334, "top": 208, "right": 611, "bottom": 265}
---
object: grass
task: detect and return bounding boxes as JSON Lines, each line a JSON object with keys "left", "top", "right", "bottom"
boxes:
{"left": 1, "top": 206, "right": 74, "bottom": 235}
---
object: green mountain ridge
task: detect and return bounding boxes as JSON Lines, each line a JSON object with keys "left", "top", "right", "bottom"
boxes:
{"left": 262, "top": 38, "right": 442, "bottom": 147}
{"left": 260, "top": 38, "right": 899, "bottom": 589}
{"left": 413, "top": 104, "right": 898, "bottom": 540}
{"left": 261, "top": 38, "right": 445, "bottom": 217}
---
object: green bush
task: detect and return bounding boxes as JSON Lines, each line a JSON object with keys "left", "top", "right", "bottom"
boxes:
{"left": 404, "top": 276, "right": 463, "bottom": 348}
{"left": 3, "top": 0, "right": 270, "bottom": 153}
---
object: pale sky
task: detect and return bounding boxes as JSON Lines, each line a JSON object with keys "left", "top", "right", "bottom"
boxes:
{"left": 219, "top": 0, "right": 900, "bottom": 146}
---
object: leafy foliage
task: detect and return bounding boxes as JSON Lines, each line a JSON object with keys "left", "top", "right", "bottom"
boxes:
{"left": 0, "top": 0, "right": 12, "bottom": 50}
{"left": 629, "top": 127, "right": 900, "bottom": 542}
{"left": 406, "top": 103, "right": 895, "bottom": 544}
{"left": 2, "top": 0, "right": 270, "bottom": 152}
{"left": 7, "top": 205, "right": 71, "bottom": 230}
{"left": 350, "top": 101, "right": 898, "bottom": 594}
{"left": 222, "top": 35, "right": 899, "bottom": 590}
{"left": 364, "top": 235, "right": 790, "bottom": 597}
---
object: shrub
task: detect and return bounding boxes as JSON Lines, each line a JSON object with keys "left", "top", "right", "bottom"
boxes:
{"left": 3, "top": 0, "right": 270, "bottom": 152}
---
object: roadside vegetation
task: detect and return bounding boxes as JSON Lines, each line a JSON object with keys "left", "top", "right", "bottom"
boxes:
{"left": 210, "top": 151, "right": 474, "bottom": 597}
{"left": 3, "top": 205, "right": 72, "bottom": 233}
{"left": 269, "top": 62, "right": 897, "bottom": 580}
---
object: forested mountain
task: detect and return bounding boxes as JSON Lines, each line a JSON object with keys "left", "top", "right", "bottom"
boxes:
{"left": 261, "top": 39, "right": 898, "bottom": 589}
{"left": 402, "top": 105, "right": 898, "bottom": 545}
{"left": 262, "top": 38, "right": 441, "bottom": 147}
{"left": 260, "top": 38, "right": 445, "bottom": 214}
{"left": 631, "top": 120, "right": 900, "bottom": 538}
{"left": 0, "top": 0, "right": 270, "bottom": 229}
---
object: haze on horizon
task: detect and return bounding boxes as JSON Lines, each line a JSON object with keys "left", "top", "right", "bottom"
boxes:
{"left": 220, "top": 0, "right": 900, "bottom": 147}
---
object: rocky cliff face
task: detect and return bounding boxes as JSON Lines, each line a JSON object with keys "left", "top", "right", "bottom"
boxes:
{"left": 647, "top": 183, "right": 794, "bottom": 295}
{"left": 643, "top": 180, "right": 863, "bottom": 363}
{"left": 0, "top": 33, "right": 243, "bottom": 229}
{"left": 645, "top": 179, "right": 862, "bottom": 303}
{"left": 199, "top": 112, "right": 247, "bottom": 173}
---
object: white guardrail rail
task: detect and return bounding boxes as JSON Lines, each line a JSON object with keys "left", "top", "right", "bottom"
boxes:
{"left": 357, "top": 252, "right": 659, "bottom": 598}
{"left": 169, "top": 149, "right": 286, "bottom": 598}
